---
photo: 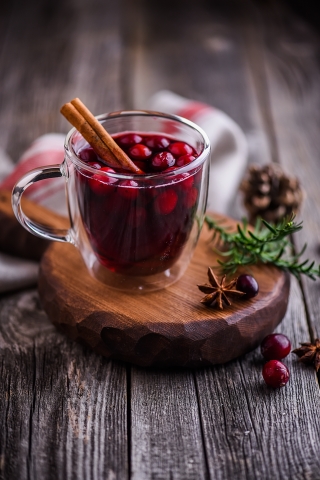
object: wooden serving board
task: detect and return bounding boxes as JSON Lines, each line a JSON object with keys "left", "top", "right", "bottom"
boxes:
{"left": 38, "top": 213, "right": 290, "bottom": 368}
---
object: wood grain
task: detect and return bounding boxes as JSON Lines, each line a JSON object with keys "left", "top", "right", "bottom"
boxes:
{"left": 255, "top": 1, "right": 320, "bottom": 344}
{"left": 127, "top": 1, "right": 320, "bottom": 479}
{"left": 130, "top": 368, "right": 207, "bottom": 480}
{"left": 0, "top": 290, "right": 128, "bottom": 480}
{"left": 38, "top": 214, "right": 290, "bottom": 367}
{"left": 195, "top": 277, "right": 320, "bottom": 479}
{"left": 1, "top": 0, "right": 320, "bottom": 479}
{"left": 0, "top": 0, "right": 129, "bottom": 479}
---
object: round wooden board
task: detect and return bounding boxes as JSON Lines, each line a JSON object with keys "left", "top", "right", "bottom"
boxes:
{"left": 38, "top": 214, "right": 290, "bottom": 367}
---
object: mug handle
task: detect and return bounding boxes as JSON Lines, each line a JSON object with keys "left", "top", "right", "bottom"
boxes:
{"left": 11, "top": 164, "right": 71, "bottom": 243}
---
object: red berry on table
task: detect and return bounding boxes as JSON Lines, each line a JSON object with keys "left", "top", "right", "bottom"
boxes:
{"left": 128, "top": 144, "right": 152, "bottom": 161}
{"left": 236, "top": 274, "right": 259, "bottom": 299}
{"left": 262, "top": 360, "right": 290, "bottom": 388}
{"left": 168, "top": 142, "right": 194, "bottom": 157}
{"left": 151, "top": 152, "right": 175, "bottom": 171}
{"left": 115, "top": 133, "right": 143, "bottom": 148}
{"left": 154, "top": 189, "right": 178, "bottom": 215}
{"left": 261, "top": 333, "right": 291, "bottom": 360}
{"left": 176, "top": 154, "right": 196, "bottom": 167}
{"left": 144, "top": 135, "right": 170, "bottom": 150}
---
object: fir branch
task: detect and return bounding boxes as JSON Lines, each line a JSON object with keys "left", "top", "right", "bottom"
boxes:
{"left": 205, "top": 214, "right": 320, "bottom": 280}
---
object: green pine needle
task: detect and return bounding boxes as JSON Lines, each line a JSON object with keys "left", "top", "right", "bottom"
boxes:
{"left": 204, "top": 213, "right": 320, "bottom": 280}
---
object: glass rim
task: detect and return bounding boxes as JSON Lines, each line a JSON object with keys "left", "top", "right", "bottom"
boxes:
{"left": 64, "top": 109, "right": 210, "bottom": 180}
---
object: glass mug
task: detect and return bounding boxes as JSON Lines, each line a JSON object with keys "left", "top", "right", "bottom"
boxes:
{"left": 12, "top": 111, "right": 210, "bottom": 292}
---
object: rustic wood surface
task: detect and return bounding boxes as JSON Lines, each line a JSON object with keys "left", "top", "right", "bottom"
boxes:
{"left": 38, "top": 212, "right": 290, "bottom": 367}
{"left": 1, "top": 0, "right": 320, "bottom": 479}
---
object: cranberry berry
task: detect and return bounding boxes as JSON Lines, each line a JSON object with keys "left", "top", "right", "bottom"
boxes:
{"left": 236, "top": 274, "right": 259, "bottom": 299}
{"left": 178, "top": 173, "right": 194, "bottom": 190}
{"left": 176, "top": 154, "right": 196, "bottom": 168}
{"left": 115, "top": 133, "right": 142, "bottom": 148}
{"left": 118, "top": 179, "right": 139, "bottom": 200}
{"left": 154, "top": 189, "right": 178, "bottom": 215}
{"left": 262, "top": 360, "right": 290, "bottom": 388}
{"left": 151, "top": 152, "right": 175, "bottom": 171}
{"left": 261, "top": 333, "right": 291, "bottom": 360}
{"left": 144, "top": 135, "right": 170, "bottom": 150}
{"left": 184, "top": 187, "right": 198, "bottom": 208}
{"left": 168, "top": 142, "right": 194, "bottom": 157}
{"left": 78, "top": 147, "right": 98, "bottom": 163}
{"left": 89, "top": 167, "right": 118, "bottom": 195}
{"left": 128, "top": 144, "right": 152, "bottom": 161}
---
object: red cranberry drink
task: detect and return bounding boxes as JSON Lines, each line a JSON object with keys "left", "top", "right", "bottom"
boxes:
{"left": 75, "top": 132, "right": 204, "bottom": 276}
{"left": 12, "top": 110, "right": 210, "bottom": 292}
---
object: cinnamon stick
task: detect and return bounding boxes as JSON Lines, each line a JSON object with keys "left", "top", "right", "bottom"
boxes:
{"left": 60, "top": 99, "right": 143, "bottom": 174}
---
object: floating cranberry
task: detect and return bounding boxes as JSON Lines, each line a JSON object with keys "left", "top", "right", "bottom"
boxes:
{"left": 176, "top": 154, "right": 196, "bottom": 167}
{"left": 151, "top": 152, "right": 175, "bottom": 171}
{"left": 261, "top": 334, "right": 291, "bottom": 360}
{"left": 115, "top": 133, "right": 142, "bottom": 148}
{"left": 262, "top": 360, "right": 290, "bottom": 388}
{"left": 154, "top": 189, "right": 178, "bottom": 215}
{"left": 118, "top": 180, "right": 139, "bottom": 200}
{"left": 128, "top": 144, "right": 152, "bottom": 161}
{"left": 178, "top": 173, "right": 194, "bottom": 190}
{"left": 168, "top": 142, "right": 194, "bottom": 157}
{"left": 236, "top": 274, "right": 259, "bottom": 299}
{"left": 144, "top": 135, "right": 170, "bottom": 150}
{"left": 184, "top": 187, "right": 198, "bottom": 208}
{"left": 89, "top": 167, "right": 118, "bottom": 195}
{"left": 78, "top": 147, "right": 97, "bottom": 163}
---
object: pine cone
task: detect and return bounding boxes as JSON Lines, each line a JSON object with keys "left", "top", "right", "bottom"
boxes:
{"left": 240, "top": 163, "right": 304, "bottom": 224}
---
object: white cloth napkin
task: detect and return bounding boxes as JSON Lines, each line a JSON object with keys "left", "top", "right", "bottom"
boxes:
{"left": 0, "top": 91, "right": 247, "bottom": 293}
{"left": 0, "top": 135, "right": 66, "bottom": 294}
{"left": 148, "top": 91, "right": 248, "bottom": 213}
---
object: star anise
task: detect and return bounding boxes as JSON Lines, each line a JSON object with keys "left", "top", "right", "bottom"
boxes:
{"left": 197, "top": 267, "right": 245, "bottom": 309}
{"left": 292, "top": 339, "right": 320, "bottom": 372}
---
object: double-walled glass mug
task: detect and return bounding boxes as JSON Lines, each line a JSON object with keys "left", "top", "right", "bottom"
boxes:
{"left": 12, "top": 111, "right": 210, "bottom": 292}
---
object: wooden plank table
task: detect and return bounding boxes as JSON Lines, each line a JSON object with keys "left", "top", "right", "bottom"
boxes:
{"left": 1, "top": 0, "right": 320, "bottom": 478}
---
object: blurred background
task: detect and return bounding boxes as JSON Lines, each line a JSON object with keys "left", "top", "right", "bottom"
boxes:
{"left": 0, "top": 0, "right": 319, "bottom": 173}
